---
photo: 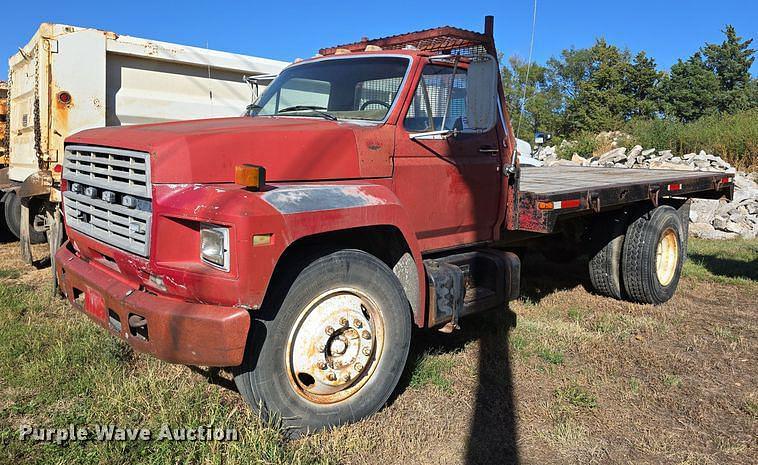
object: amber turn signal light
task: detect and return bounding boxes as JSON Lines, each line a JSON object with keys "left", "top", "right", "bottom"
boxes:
{"left": 235, "top": 164, "right": 266, "bottom": 190}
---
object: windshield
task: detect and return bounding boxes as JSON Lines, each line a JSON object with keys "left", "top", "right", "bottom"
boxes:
{"left": 248, "top": 56, "right": 410, "bottom": 122}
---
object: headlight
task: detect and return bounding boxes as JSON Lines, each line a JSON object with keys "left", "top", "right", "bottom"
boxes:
{"left": 200, "top": 226, "right": 230, "bottom": 271}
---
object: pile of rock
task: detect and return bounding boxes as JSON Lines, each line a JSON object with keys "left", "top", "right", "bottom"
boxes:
{"left": 688, "top": 174, "right": 757, "bottom": 240}
{"left": 532, "top": 145, "right": 756, "bottom": 239}
{"left": 534, "top": 145, "right": 736, "bottom": 173}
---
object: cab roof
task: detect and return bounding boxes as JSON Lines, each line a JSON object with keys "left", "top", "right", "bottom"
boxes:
{"left": 319, "top": 21, "right": 494, "bottom": 58}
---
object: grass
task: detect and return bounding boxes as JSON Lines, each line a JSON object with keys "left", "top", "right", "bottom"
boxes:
{"left": 554, "top": 383, "right": 597, "bottom": 409}
{"left": 684, "top": 237, "right": 758, "bottom": 284}
{"left": 535, "top": 347, "right": 565, "bottom": 365}
{"left": 0, "top": 268, "right": 21, "bottom": 279}
{"left": 683, "top": 238, "right": 758, "bottom": 286}
{"left": 567, "top": 307, "right": 583, "bottom": 323}
{"left": 628, "top": 378, "right": 641, "bottom": 396}
{"left": 408, "top": 352, "right": 456, "bottom": 393}
{"left": 663, "top": 374, "right": 683, "bottom": 388}
{"left": 0, "top": 284, "right": 338, "bottom": 465}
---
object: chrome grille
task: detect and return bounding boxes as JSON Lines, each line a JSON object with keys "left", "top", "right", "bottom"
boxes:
{"left": 63, "top": 145, "right": 152, "bottom": 256}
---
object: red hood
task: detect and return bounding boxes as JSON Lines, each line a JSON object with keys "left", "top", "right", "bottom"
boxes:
{"left": 66, "top": 117, "right": 365, "bottom": 184}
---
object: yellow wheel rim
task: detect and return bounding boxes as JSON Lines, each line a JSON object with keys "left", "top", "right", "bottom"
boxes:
{"left": 285, "top": 288, "right": 385, "bottom": 405}
{"left": 655, "top": 228, "right": 679, "bottom": 286}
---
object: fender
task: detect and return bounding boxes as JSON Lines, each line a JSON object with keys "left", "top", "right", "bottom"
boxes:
{"left": 135, "top": 182, "right": 428, "bottom": 326}
{"left": 18, "top": 170, "right": 53, "bottom": 198}
{"left": 258, "top": 182, "right": 427, "bottom": 326}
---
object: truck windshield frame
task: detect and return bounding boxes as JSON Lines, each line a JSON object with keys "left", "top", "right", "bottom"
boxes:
{"left": 248, "top": 55, "right": 413, "bottom": 123}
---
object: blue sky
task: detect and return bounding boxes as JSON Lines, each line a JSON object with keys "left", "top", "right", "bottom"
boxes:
{"left": 3, "top": 0, "right": 756, "bottom": 78}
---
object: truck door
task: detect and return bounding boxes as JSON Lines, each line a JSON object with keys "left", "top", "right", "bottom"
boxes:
{"left": 393, "top": 62, "right": 502, "bottom": 251}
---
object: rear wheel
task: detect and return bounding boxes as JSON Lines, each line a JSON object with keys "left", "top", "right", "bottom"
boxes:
{"left": 588, "top": 213, "right": 627, "bottom": 299}
{"left": 2, "top": 192, "right": 47, "bottom": 244}
{"left": 233, "top": 249, "right": 412, "bottom": 436}
{"left": 622, "top": 206, "right": 684, "bottom": 304}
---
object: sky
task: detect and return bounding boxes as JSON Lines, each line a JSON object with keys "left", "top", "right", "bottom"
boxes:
{"left": 3, "top": 0, "right": 757, "bottom": 78}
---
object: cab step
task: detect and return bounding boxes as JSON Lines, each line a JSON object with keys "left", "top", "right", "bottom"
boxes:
{"left": 424, "top": 249, "right": 520, "bottom": 331}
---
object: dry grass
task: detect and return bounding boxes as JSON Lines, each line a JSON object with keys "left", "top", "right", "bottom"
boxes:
{"left": 0, "top": 237, "right": 756, "bottom": 464}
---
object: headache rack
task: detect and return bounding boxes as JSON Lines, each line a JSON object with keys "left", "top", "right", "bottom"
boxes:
{"left": 319, "top": 16, "right": 497, "bottom": 59}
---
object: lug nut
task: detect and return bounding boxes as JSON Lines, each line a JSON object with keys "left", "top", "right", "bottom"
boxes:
{"left": 339, "top": 317, "right": 348, "bottom": 326}
{"left": 361, "top": 330, "right": 371, "bottom": 340}
{"left": 354, "top": 363, "right": 363, "bottom": 371}
{"left": 362, "top": 347, "right": 371, "bottom": 356}
{"left": 317, "top": 361, "right": 327, "bottom": 370}
{"left": 327, "top": 373, "right": 337, "bottom": 381}
{"left": 325, "top": 326, "right": 334, "bottom": 335}
{"left": 342, "top": 373, "right": 351, "bottom": 382}
{"left": 354, "top": 319, "right": 363, "bottom": 328}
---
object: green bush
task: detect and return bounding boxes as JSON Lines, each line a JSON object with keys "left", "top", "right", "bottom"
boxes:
{"left": 556, "top": 131, "right": 598, "bottom": 159}
{"left": 623, "top": 109, "right": 758, "bottom": 169}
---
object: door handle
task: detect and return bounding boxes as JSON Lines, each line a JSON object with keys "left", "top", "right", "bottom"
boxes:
{"left": 478, "top": 146, "right": 499, "bottom": 154}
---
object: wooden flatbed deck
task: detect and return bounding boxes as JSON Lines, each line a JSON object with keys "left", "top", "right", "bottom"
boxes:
{"left": 514, "top": 166, "right": 734, "bottom": 233}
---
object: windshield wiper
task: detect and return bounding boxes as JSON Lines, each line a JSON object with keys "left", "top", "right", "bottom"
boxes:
{"left": 277, "top": 105, "right": 338, "bottom": 121}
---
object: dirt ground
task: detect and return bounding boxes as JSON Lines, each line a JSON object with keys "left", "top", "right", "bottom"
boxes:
{"left": 1, "top": 238, "right": 756, "bottom": 465}
{"left": 322, "top": 244, "right": 757, "bottom": 465}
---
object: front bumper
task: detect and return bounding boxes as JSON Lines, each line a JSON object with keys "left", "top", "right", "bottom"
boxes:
{"left": 56, "top": 242, "right": 251, "bottom": 367}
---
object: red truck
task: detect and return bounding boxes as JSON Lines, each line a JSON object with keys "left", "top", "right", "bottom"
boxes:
{"left": 55, "top": 18, "right": 733, "bottom": 435}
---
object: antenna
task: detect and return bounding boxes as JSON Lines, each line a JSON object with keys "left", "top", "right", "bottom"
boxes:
{"left": 516, "top": 0, "right": 538, "bottom": 140}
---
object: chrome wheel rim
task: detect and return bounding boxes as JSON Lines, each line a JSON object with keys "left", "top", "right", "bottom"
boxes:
{"left": 656, "top": 228, "right": 679, "bottom": 286}
{"left": 286, "top": 288, "right": 385, "bottom": 404}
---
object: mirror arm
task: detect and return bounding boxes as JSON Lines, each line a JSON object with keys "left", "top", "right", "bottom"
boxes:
{"left": 440, "top": 56, "right": 461, "bottom": 132}
{"left": 408, "top": 128, "right": 459, "bottom": 140}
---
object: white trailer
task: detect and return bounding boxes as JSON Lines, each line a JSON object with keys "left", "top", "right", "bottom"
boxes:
{"left": 1, "top": 23, "right": 287, "bottom": 270}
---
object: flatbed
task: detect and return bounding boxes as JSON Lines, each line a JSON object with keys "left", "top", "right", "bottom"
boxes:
{"left": 515, "top": 166, "right": 734, "bottom": 233}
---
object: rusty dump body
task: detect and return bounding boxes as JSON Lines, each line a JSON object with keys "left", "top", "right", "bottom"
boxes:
{"left": 55, "top": 18, "right": 733, "bottom": 367}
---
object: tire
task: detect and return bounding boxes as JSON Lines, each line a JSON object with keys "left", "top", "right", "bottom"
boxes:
{"left": 2, "top": 192, "right": 46, "bottom": 244}
{"left": 622, "top": 206, "right": 684, "bottom": 305}
{"left": 588, "top": 213, "right": 627, "bottom": 299}
{"left": 233, "top": 249, "right": 412, "bottom": 436}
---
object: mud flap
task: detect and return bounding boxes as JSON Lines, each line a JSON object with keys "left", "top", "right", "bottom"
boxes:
{"left": 19, "top": 200, "right": 32, "bottom": 264}
{"left": 47, "top": 206, "right": 64, "bottom": 295}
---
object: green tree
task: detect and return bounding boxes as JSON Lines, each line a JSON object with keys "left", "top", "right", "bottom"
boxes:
{"left": 626, "top": 51, "right": 664, "bottom": 119}
{"left": 701, "top": 25, "right": 757, "bottom": 113}
{"left": 561, "top": 39, "right": 634, "bottom": 133}
{"left": 660, "top": 53, "right": 720, "bottom": 122}
{"left": 500, "top": 55, "right": 561, "bottom": 139}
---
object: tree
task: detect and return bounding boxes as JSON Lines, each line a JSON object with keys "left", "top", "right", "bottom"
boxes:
{"left": 561, "top": 39, "right": 634, "bottom": 133}
{"left": 660, "top": 53, "right": 720, "bottom": 122}
{"left": 500, "top": 55, "right": 561, "bottom": 139}
{"left": 701, "top": 25, "right": 757, "bottom": 113}
{"left": 626, "top": 51, "right": 664, "bottom": 119}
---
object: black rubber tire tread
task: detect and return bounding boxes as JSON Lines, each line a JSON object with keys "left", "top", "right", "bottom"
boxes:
{"left": 233, "top": 249, "right": 412, "bottom": 437}
{"left": 588, "top": 213, "right": 627, "bottom": 299}
{"left": 622, "top": 206, "right": 684, "bottom": 305}
{"left": 2, "top": 192, "right": 46, "bottom": 244}
{"left": 2, "top": 191, "right": 21, "bottom": 240}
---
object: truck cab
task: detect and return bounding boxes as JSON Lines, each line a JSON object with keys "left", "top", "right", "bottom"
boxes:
{"left": 54, "top": 18, "right": 732, "bottom": 436}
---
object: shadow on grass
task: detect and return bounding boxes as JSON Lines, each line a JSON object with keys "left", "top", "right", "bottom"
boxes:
{"left": 391, "top": 307, "right": 520, "bottom": 465}
{"left": 189, "top": 366, "right": 239, "bottom": 393}
{"left": 688, "top": 253, "right": 757, "bottom": 281}
{"left": 518, "top": 251, "right": 593, "bottom": 303}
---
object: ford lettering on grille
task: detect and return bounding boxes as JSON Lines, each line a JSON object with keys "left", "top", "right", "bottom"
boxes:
{"left": 62, "top": 145, "right": 152, "bottom": 257}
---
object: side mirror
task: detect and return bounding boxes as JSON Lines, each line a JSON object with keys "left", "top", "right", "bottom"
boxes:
{"left": 466, "top": 55, "right": 498, "bottom": 131}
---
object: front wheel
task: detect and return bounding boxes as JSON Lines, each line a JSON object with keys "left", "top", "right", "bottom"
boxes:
{"left": 234, "top": 249, "right": 412, "bottom": 436}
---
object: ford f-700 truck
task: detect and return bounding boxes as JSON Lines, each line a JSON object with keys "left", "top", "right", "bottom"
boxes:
{"left": 54, "top": 18, "right": 734, "bottom": 435}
